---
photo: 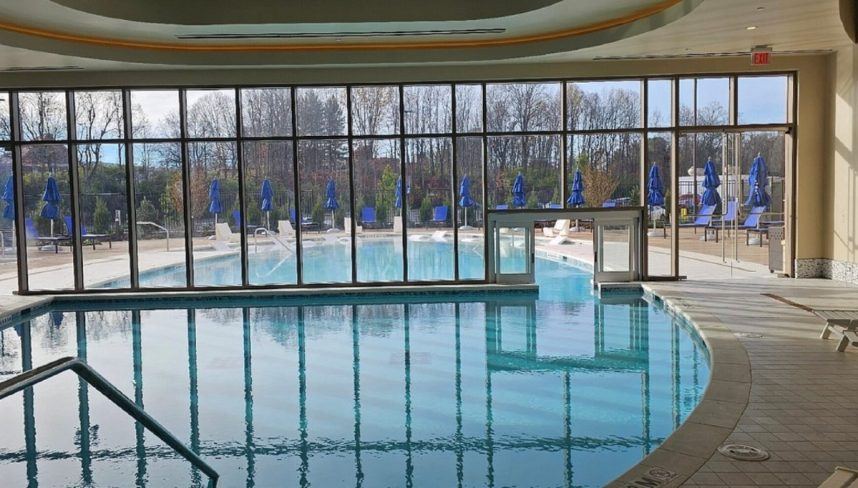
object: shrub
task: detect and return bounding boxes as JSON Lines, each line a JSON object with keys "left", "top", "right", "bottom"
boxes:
{"left": 93, "top": 198, "right": 111, "bottom": 233}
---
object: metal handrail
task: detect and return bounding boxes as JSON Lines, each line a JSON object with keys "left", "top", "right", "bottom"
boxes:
{"left": 136, "top": 221, "right": 171, "bottom": 251}
{"left": 0, "top": 356, "right": 219, "bottom": 486}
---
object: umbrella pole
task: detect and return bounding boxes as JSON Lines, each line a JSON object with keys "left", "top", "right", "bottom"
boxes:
{"left": 50, "top": 220, "right": 54, "bottom": 237}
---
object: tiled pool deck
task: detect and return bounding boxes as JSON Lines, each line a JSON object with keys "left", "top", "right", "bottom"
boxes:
{"left": 610, "top": 278, "right": 858, "bottom": 488}
{"left": 1, "top": 273, "right": 857, "bottom": 487}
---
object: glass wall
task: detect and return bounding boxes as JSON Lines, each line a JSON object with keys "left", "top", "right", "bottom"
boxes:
{"left": 0, "top": 144, "right": 16, "bottom": 289}
{"left": 353, "top": 138, "right": 402, "bottom": 282}
{"left": 1, "top": 74, "right": 795, "bottom": 292}
{"left": 132, "top": 142, "right": 186, "bottom": 288}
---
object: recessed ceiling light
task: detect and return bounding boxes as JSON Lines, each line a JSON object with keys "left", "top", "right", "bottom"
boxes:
{"left": 746, "top": 26, "right": 758, "bottom": 30}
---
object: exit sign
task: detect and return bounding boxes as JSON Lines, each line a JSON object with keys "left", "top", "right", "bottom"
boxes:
{"left": 751, "top": 48, "right": 772, "bottom": 65}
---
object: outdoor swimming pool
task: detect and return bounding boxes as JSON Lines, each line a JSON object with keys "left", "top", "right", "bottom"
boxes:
{"left": 0, "top": 256, "right": 709, "bottom": 487}
{"left": 107, "top": 238, "right": 506, "bottom": 288}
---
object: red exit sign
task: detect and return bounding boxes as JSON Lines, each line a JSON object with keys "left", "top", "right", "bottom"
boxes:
{"left": 751, "top": 48, "right": 772, "bottom": 66}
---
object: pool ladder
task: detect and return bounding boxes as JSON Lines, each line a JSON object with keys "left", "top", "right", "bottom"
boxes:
{"left": 0, "top": 356, "right": 219, "bottom": 487}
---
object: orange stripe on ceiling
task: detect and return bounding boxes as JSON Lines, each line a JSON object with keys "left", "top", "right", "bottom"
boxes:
{"left": 0, "top": 0, "right": 682, "bottom": 52}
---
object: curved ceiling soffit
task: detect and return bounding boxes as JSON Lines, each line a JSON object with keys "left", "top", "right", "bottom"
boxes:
{"left": 0, "top": 0, "right": 704, "bottom": 66}
{"left": 50, "top": 0, "right": 563, "bottom": 24}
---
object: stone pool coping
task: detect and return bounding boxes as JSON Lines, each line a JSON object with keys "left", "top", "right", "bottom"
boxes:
{"left": 605, "top": 282, "right": 751, "bottom": 488}
{"left": 0, "top": 283, "right": 538, "bottom": 326}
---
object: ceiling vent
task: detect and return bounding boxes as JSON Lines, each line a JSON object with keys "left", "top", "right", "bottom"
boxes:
{"left": 176, "top": 28, "right": 505, "bottom": 40}
{"left": 1, "top": 66, "right": 84, "bottom": 72}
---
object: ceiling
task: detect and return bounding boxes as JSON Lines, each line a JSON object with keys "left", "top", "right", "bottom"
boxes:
{"left": 0, "top": 0, "right": 849, "bottom": 72}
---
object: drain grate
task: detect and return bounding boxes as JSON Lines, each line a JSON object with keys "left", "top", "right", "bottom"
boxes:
{"left": 718, "top": 444, "right": 770, "bottom": 461}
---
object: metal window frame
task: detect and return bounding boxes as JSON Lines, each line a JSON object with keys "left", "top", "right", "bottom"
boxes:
{"left": 3, "top": 71, "right": 798, "bottom": 295}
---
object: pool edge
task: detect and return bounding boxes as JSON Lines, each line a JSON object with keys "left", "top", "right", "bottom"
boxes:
{"left": 604, "top": 283, "right": 750, "bottom": 488}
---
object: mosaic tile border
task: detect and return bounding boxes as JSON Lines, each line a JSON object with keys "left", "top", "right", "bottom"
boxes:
{"left": 795, "top": 258, "right": 858, "bottom": 285}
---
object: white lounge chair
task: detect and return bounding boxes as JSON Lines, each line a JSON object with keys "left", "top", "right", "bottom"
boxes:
{"left": 816, "top": 309, "right": 858, "bottom": 352}
{"left": 210, "top": 223, "right": 240, "bottom": 251}
{"left": 214, "top": 222, "right": 240, "bottom": 243}
{"left": 278, "top": 220, "right": 295, "bottom": 237}
{"left": 549, "top": 235, "right": 569, "bottom": 246}
{"left": 543, "top": 219, "right": 570, "bottom": 238}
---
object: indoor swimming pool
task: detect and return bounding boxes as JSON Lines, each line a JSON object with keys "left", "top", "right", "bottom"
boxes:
{"left": 0, "top": 257, "right": 709, "bottom": 487}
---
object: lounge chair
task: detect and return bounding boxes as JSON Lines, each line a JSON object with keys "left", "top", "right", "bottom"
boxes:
{"left": 549, "top": 235, "right": 570, "bottom": 246}
{"left": 816, "top": 310, "right": 858, "bottom": 352}
{"left": 495, "top": 204, "right": 509, "bottom": 210}
{"left": 430, "top": 205, "right": 448, "bottom": 226}
{"left": 212, "top": 222, "right": 241, "bottom": 251}
{"left": 543, "top": 219, "right": 570, "bottom": 238}
{"left": 63, "top": 215, "right": 111, "bottom": 250}
{"left": 25, "top": 217, "right": 69, "bottom": 253}
{"left": 741, "top": 207, "right": 778, "bottom": 246}
{"left": 602, "top": 200, "right": 617, "bottom": 208}
{"left": 819, "top": 466, "right": 858, "bottom": 487}
{"left": 705, "top": 201, "right": 738, "bottom": 243}
{"left": 278, "top": 220, "right": 295, "bottom": 237}
{"left": 546, "top": 203, "right": 562, "bottom": 209}
{"left": 679, "top": 204, "right": 716, "bottom": 238}
{"left": 360, "top": 207, "right": 377, "bottom": 228}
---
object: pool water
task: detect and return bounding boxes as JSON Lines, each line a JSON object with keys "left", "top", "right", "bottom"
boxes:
{"left": 113, "top": 238, "right": 503, "bottom": 288}
{"left": 0, "top": 257, "right": 709, "bottom": 487}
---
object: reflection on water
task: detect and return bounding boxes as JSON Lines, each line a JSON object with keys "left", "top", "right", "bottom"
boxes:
{"left": 0, "top": 266, "right": 707, "bottom": 487}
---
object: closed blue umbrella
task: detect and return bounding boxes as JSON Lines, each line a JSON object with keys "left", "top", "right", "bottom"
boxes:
{"left": 208, "top": 179, "right": 222, "bottom": 223}
{"left": 394, "top": 177, "right": 403, "bottom": 211}
{"left": 745, "top": 154, "right": 770, "bottom": 208}
{"left": 2, "top": 176, "right": 14, "bottom": 220}
{"left": 647, "top": 164, "right": 665, "bottom": 207}
{"left": 511, "top": 173, "right": 526, "bottom": 208}
{"left": 459, "top": 176, "right": 475, "bottom": 228}
{"left": 701, "top": 159, "right": 722, "bottom": 207}
{"left": 324, "top": 178, "right": 339, "bottom": 230}
{"left": 260, "top": 179, "right": 274, "bottom": 212}
{"left": 324, "top": 179, "right": 339, "bottom": 210}
{"left": 41, "top": 177, "right": 61, "bottom": 236}
{"left": 260, "top": 179, "right": 274, "bottom": 230}
{"left": 567, "top": 169, "right": 585, "bottom": 207}
{"left": 459, "top": 176, "right": 475, "bottom": 208}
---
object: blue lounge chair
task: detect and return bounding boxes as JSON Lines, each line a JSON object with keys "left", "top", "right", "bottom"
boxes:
{"left": 706, "top": 201, "right": 738, "bottom": 242}
{"left": 680, "top": 204, "right": 716, "bottom": 228}
{"left": 360, "top": 207, "right": 377, "bottom": 228}
{"left": 742, "top": 207, "right": 779, "bottom": 246}
{"left": 677, "top": 204, "right": 718, "bottom": 241}
{"left": 430, "top": 205, "right": 449, "bottom": 226}
{"left": 25, "top": 217, "right": 69, "bottom": 253}
{"left": 496, "top": 204, "right": 509, "bottom": 210}
{"left": 546, "top": 203, "right": 562, "bottom": 209}
{"left": 602, "top": 200, "right": 617, "bottom": 208}
{"left": 63, "top": 215, "right": 111, "bottom": 249}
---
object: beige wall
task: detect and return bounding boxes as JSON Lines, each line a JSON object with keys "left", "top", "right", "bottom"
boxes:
{"left": 0, "top": 54, "right": 834, "bottom": 269}
{"left": 827, "top": 46, "right": 858, "bottom": 266}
